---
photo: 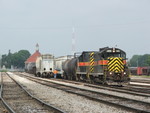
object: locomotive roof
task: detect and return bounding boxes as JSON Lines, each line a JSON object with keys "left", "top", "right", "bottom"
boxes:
{"left": 99, "top": 47, "right": 126, "bottom": 54}
{"left": 75, "top": 47, "right": 126, "bottom": 57}
{"left": 81, "top": 47, "right": 126, "bottom": 54}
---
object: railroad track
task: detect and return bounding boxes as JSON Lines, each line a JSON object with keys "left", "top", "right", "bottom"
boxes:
{"left": 0, "top": 72, "right": 11, "bottom": 113}
{"left": 15, "top": 72, "right": 150, "bottom": 113}
{"left": 24, "top": 72, "right": 150, "bottom": 97}
{"left": 49, "top": 78, "right": 150, "bottom": 95}
{"left": 43, "top": 77, "right": 150, "bottom": 97}
{"left": 131, "top": 76, "right": 150, "bottom": 84}
{"left": 19, "top": 72, "right": 150, "bottom": 98}
{"left": 0, "top": 101, "right": 9, "bottom": 113}
{"left": 131, "top": 79, "right": 150, "bottom": 84}
{"left": 20, "top": 72, "right": 150, "bottom": 98}
{"left": 1, "top": 72, "right": 66, "bottom": 113}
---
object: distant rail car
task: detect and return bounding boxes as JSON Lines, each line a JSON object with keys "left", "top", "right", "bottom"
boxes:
{"left": 129, "top": 67, "right": 150, "bottom": 75}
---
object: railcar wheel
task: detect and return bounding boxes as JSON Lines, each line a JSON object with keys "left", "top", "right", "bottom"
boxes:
{"left": 37, "top": 72, "right": 41, "bottom": 77}
{"left": 63, "top": 72, "right": 68, "bottom": 79}
{"left": 42, "top": 72, "right": 47, "bottom": 78}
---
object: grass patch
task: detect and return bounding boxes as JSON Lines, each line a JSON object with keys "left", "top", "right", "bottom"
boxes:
{"left": 0, "top": 70, "right": 8, "bottom": 72}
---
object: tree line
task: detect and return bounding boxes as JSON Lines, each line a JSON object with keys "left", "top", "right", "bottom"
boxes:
{"left": 1, "top": 50, "right": 30, "bottom": 69}
{"left": 129, "top": 54, "right": 150, "bottom": 67}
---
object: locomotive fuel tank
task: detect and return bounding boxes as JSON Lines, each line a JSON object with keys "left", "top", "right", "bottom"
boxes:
{"left": 62, "top": 58, "right": 77, "bottom": 80}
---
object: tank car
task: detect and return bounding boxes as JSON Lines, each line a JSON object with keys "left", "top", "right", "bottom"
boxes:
{"left": 54, "top": 55, "right": 73, "bottom": 78}
{"left": 62, "top": 57, "right": 78, "bottom": 80}
{"left": 63, "top": 47, "right": 130, "bottom": 85}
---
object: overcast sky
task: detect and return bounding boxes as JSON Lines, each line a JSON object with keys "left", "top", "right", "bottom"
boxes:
{"left": 0, "top": 0, "right": 150, "bottom": 59}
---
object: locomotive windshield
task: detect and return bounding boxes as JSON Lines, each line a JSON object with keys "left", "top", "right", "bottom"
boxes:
{"left": 106, "top": 52, "right": 126, "bottom": 58}
{"left": 100, "top": 48, "right": 126, "bottom": 59}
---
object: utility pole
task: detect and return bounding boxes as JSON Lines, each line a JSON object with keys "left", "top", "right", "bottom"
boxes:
{"left": 72, "top": 27, "right": 76, "bottom": 56}
{"left": 0, "top": 54, "right": 1, "bottom": 69}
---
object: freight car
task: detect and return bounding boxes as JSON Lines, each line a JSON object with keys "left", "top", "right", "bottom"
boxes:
{"left": 63, "top": 47, "right": 130, "bottom": 85}
{"left": 54, "top": 55, "right": 73, "bottom": 78}
{"left": 35, "top": 54, "right": 54, "bottom": 77}
{"left": 34, "top": 55, "right": 73, "bottom": 78}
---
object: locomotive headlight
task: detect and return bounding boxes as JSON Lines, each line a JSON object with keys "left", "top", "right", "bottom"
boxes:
{"left": 110, "top": 72, "right": 112, "bottom": 75}
{"left": 124, "top": 72, "right": 126, "bottom": 75}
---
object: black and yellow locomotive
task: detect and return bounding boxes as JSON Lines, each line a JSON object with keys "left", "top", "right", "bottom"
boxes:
{"left": 63, "top": 47, "right": 130, "bottom": 85}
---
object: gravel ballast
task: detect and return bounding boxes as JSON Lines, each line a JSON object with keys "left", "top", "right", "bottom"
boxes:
{"left": 8, "top": 72, "right": 135, "bottom": 113}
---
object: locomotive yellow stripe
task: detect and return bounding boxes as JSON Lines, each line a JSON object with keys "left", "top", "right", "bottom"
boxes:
{"left": 108, "top": 58, "right": 123, "bottom": 65}
{"left": 107, "top": 57, "right": 124, "bottom": 72}
{"left": 109, "top": 64, "right": 123, "bottom": 72}
{"left": 108, "top": 63, "right": 123, "bottom": 72}
{"left": 90, "top": 62, "right": 94, "bottom": 66}
{"left": 90, "top": 52, "right": 94, "bottom": 56}
{"left": 90, "top": 58, "right": 94, "bottom": 62}
{"left": 90, "top": 67, "right": 94, "bottom": 72}
{"left": 108, "top": 60, "right": 124, "bottom": 70}
{"left": 108, "top": 58, "right": 123, "bottom": 66}
{"left": 90, "top": 52, "right": 94, "bottom": 72}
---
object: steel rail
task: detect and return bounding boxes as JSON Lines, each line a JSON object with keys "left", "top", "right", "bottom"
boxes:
{"left": 84, "top": 83, "right": 150, "bottom": 97}
{"left": 0, "top": 72, "right": 16, "bottom": 113}
{"left": 6, "top": 72, "right": 66, "bottom": 113}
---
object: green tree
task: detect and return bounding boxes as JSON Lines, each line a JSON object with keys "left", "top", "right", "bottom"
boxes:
{"left": 130, "top": 54, "right": 150, "bottom": 67}
{"left": 1, "top": 50, "right": 31, "bottom": 69}
{"left": 129, "top": 55, "right": 141, "bottom": 67}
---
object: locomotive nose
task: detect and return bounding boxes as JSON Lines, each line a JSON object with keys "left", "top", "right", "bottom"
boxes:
{"left": 107, "top": 57, "right": 124, "bottom": 73}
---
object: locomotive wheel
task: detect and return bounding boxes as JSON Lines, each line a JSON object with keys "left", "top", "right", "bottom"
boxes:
{"left": 89, "top": 75, "right": 94, "bottom": 84}
{"left": 76, "top": 74, "right": 81, "bottom": 81}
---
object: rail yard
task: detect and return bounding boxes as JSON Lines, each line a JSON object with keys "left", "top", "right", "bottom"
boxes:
{"left": 0, "top": 72, "right": 149, "bottom": 113}
{"left": 0, "top": 0, "right": 150, "bottom": 112}
{"left": 0, "top": 47, "right": 150, "bottom": 113}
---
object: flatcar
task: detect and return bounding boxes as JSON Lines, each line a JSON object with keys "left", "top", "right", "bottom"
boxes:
{"left": 63, "top": 47, "right": 130, "bottom": 85}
